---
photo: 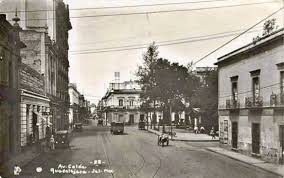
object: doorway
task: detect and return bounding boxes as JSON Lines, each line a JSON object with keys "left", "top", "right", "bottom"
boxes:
{"left": 232, "top": 122, "right": 238, "bottom": 149}
{"left": 252, "top": 123, "right": 260, "bottom": 154}
{"left": 280, "top": 125, "right": 284, "bottom": 164}
{"left": 129, "top": 114, "right": 134, "bottom": 124}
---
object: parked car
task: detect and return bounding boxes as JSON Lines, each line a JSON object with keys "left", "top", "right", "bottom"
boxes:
{"left": 138, "top": 121, "right": 146, "bottom": 130}
{"left": 97, "top": 119, "right": 103, "bottom": 126}
{"left": 110, "top": 122, "right": 124, "bottom": 134}
{"left": 74, "top": 123, "right": 83, "bottom": 132}
{"left": 55, "top": 130, "right": 70, "bottom": 148}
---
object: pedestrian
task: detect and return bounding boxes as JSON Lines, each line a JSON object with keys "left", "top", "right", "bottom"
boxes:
{"left": 50, "top": 135, "right": 55, "bottom": 150}
{"left": 200, "top": 126, "right": 205, "bottom": 134}
{"left": 194, "top": 126, "right": 198, "bottom": 134}
{"left": 210, "top": 127, "right": 215, "bottom": 139}
{"left": 14, "top": 164, "right": 22, "bottom": 175}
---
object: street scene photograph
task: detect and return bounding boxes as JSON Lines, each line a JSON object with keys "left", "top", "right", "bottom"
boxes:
{"left": 1, "top": 0, "right": 284, "bottom": 177}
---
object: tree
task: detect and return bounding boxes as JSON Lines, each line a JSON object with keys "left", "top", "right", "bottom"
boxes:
{"left": 136, "top": 42, "right": 160, "bottom": 128}
{"left": 192, "top": 69, "right": 218, "bottom": 130}
{"left": 137, "top": 43, "right": 201, "bottom": 131}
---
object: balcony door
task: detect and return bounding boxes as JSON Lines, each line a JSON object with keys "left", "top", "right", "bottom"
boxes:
{"left": 252, "top": 77, "right": 260, "bottom": 103}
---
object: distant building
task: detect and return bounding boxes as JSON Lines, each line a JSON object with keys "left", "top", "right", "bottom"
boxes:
{"left": 216, "top": 28, "right": 284, "bottom": 164}
{"left": 102, "top": 79, "right": 145, "bottom": 124}
{"left": 194, "top": 67, "right": 217, "bottom": 86}
{"left": 68, "top": 83, "right": 80, "bottom": 126}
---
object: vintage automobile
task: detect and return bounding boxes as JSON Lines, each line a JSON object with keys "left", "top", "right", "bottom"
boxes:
{"left": 157, "top": 133, "right": 169, "bottom": 147}
{"left": 97, "top": 119, "right": 103, "bottom": 126}
{"left": 110, "top": 122, "right": 124, "bottom": 134}
{"left": 55, "top": 130, "right": 70, "bottom": 148}
{"left": 138, "top": 121, "right": 146, "bottom": 130}
{"left": 74, "top": 123, "right": 83, "bottom": 132}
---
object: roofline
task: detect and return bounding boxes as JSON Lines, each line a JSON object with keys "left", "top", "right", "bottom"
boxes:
{"left": 215, "top": 28, "right": 284, "bottom": 65}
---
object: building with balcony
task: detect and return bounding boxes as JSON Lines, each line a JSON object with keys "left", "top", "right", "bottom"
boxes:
{"left": 102, "top": 80, "right": 145, "bottom": 124}
{"left": 215, "top": 28, "right": 284, "bottom": 164}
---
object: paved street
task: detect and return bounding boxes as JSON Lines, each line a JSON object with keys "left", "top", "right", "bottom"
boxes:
{"left": 13, "top": 120, "right": 281, "bottom": 178}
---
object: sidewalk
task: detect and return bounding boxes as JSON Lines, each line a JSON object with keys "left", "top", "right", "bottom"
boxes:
{"left": 206, "top": 147, "right": 284, "bottom": 177}
{"left": 1, "top": 140, "right": 49, "bottom": 177}
{"left": 147, "top": 127, "right": 219, "bottom": 142}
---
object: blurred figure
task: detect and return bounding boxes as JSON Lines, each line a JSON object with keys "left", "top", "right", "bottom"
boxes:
{"left": 50, "top": 135, "right": 55, "bottom": 150}
{"left": 200, "top": 126, "right": 205, "bottom": 134}
{"left": 210, "top": 127, "right": 216, "bottom": 139}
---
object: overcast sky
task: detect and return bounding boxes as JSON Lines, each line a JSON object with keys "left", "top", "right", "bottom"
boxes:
{"left": 65, "top": 0, "right": 283, "bottom": 104}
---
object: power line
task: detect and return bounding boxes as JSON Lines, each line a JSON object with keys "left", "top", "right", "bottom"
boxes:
{"left": 0, "top": 0, "right": 237, "bottom": 13}
{"left": 69, "top": 28, "right": 262, "bottom": 55}
{"left": 193, "top": 6, "right": 284, "bottom": 65}
{"left": 6, "top": 1, "right": 276, "bottom": 21}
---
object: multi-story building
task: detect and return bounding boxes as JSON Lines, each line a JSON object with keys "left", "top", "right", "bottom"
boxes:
{"left": 216, "top": 28, "right": 284, "bottom": 164}
{"left": 102, "top": 80, "right": 145, "bottom": 124}
{"left": 68, "top": 83, "right": 80, "bottom": 126}
{"left": 0, "top": 14, "right": 25, "bottom": 166}
{"left": 0, "top": 0, "right": 72, "bottom": 131}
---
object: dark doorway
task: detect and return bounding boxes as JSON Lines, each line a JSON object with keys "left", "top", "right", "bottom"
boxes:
{"left": 129, "top": 114, "right": 134, "bottom": 124}
{"left": 232, "top": 122, "right": 238, "bottom": 149}
{"left": 252, "top": 123, "right": 260, "bottom": 154}
{"left": 140, "top": 114, "right": 145, "bottom": 121}
{"left": 32, "top": 112, "right": 39, "bottom": 142}
{"left": 280, "top": 125, "right": 284, "bottom": 164}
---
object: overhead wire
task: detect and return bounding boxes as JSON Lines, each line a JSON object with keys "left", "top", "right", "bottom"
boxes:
{"left": 69, "top": 28, "right": 262, "bottom": 54}
{"left": 192, "top": 6, "right": 284, "bottom": 65}
{"left": 0, "top": 0, "right": 239, "bottom": 13}
{"left": 5, "top": 1, "right": 276, "bottom": 21}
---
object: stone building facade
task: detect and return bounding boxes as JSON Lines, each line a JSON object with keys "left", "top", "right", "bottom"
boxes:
{"left": 0, "top": 14, "right": 25, "bottom": 165}
{"left": 216, "top": 29, "right": 284, "bottom": 164}
{"left": 1, "top": 0, "right": 72, "bottom": 131}
{"left": 19, "top": 63, "right": 50, "bottom": 147}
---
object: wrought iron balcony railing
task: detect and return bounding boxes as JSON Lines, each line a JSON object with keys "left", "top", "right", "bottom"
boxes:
{"left": 225, "top": 99, "right": 240, "bottom": 109}
{"left": 270, "top": 93, "right": 284, "bottom": 107}
{"left": 245, "top": 96, "right": 263, "bottom": 108}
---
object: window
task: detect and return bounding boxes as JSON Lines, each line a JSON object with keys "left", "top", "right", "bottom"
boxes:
{"left": 119, "top": 99, "right": 123, "bottom": 106}
{"left": 129, "top": 100, "right": 134, "bottom": 106}
{"left": 281, "top": 71, "right": 284, "bottom": 94}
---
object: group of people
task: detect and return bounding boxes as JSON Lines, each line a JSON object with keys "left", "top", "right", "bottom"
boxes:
{"left": 193, "top": 126, "right": 205, "bottom": 134}
{"left": 193, "top": 126, "right": 216, "bottom": 139}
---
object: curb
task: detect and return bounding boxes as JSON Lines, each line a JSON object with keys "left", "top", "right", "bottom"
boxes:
{"left": 206, "top": 148, "right": 283, "bottom": 178}
{"left": 146, "top": 130, "right": 220, "bottom": 142}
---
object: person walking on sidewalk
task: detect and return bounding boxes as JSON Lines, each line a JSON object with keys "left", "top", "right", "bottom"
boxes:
{"left": 50, "top": 135, "right": 55, "bottom": 150}
{"left": 210, "top": 127, "right": 216, "bottom": 139}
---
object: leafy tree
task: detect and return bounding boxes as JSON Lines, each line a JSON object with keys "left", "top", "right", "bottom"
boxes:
{"left": 192, "top": 69, "right": 218, "bottom": 130}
